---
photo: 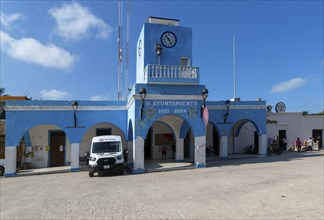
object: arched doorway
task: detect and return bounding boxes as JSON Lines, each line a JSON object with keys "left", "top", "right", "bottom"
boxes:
{"left": 206, "top": 122, "right": 220, "bottom": 157}
{"left": 80, "top": 122, "right": 127, "bottom": 164}
{"left": 18, "top": 124, "right": 70, "bottom": 169}
{"left": 143, "top": 115, "right": 194, "bottom": 166}
{"left": 231, "top": 120, "right": 260, "bottom": 155}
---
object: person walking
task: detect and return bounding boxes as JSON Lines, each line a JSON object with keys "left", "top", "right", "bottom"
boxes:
{"left": 307, "top": 137, "right": 313, "bottom": 151}
{"left": 296, "top": 138, "right": 301, "bottom": 152}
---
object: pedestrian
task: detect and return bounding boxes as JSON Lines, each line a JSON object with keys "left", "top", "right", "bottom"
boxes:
{"left": 172, "top": 144, "right": 176, "bottom": 159}
{"left": 281, "top": 137, "right": 287, "bottom": 151}
{"left": 307, "top": 137, "right": 313, "bottom": 151}
{"left": 162, "top": 145, "right": 167, "bottom": 160}
{"left": 296, "top": 138, "right": 301, "bottom": 152}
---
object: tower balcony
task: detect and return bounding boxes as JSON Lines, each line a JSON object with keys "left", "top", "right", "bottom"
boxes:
{"left": 144, "top": 64, "right": 200, "bottom": 84}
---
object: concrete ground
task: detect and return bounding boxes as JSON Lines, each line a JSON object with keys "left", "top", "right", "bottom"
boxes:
{"left": 0, "top": 151, "right": 323, "bottom": 219}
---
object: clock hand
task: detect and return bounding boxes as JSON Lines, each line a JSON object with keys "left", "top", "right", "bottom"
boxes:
{"left": 166, "top": 35, "right": 171, "bottom": 44}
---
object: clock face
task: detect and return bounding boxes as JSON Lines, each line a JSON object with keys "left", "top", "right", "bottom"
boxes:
{"left": 275, "top": 102, "right": 286, "bottom": 113}
{"left": 138, "top": 40, "right": 142, "bottom": 56}
{"left": 161, "top": 31, "right": 177, "bottom": 48}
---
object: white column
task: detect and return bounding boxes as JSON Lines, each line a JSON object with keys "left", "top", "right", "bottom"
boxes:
{"left": 176, "top": 138, "right": 184, "bottom": 161}
{"left": 194, "top": 136, "right": 206, "bottom": 168}
{"left": 70, "top": 143, "right": 80, "bottom": 172}
{"left": 4, "top": 146, "right": 16, "bottom": 177}
{"left": 133, "top": 136, "right": 145, "bottom": 174}
{"left": 220, "top": 135, "right": 228, "bottom": 158}
{"left": 127, "top": 141, "right": 133, "bottom": 165}
{"left": 259, "top": 134, "right": 267, "bottom": 156}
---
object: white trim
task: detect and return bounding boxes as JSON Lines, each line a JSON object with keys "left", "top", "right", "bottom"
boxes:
{"left": 208, "top": 105, "right": 266, "bottom": 110}
{"left": 145, "top": 94, "right": 202, "bottom": 101}
{"left": 5, "top": 106, "right": 127, "bottom": 111}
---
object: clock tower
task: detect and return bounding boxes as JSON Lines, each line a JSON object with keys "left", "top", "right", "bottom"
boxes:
{"left": 136, "top": 17, "right": 198, "bottom": 85}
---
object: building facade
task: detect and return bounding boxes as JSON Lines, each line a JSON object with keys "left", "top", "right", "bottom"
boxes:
{"left": 267, "top": 112, "right": 324, "bottom": 151}
{"left": 3, "top": 17, "right": 267, "bottom": 176}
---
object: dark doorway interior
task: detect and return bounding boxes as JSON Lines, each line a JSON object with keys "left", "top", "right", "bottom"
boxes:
{"left": 213, "top": 127, "right": 220, "bottom": 156}
{"left": 279, "top": 130, "right": 286, "bottom": 151}
{"left": 144, "top": 128, "right": 152, "bottom": 160}
{"left": 184, "top": 128, "right": 191, "bottom": 158}
{"left": 50, "top": 131, "right": 66, "bottom": 167}
{"left": 96, "top": 128, "right": 112, "bottom": 136}
{"left": 312, "top": 129, "right": 323, "bottom": 149}
{"left": 254, "top": 131, "right": 259, "bottom": 154}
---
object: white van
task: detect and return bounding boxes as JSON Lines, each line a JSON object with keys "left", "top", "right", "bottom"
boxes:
{"left": 88, "top": 135, "right": 124, "bottom": 177}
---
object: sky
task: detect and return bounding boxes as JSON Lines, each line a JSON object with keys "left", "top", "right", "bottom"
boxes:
{"left": 0, "top": 0, "right": 323, "bottom": 113}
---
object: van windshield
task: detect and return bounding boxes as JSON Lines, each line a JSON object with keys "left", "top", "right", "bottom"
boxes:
{"left": 92, "top": 141, "right": 121, "bottom": 153}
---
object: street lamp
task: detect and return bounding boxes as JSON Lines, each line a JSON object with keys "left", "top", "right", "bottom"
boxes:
{"left": 224, "top": 99, "right": 230, "bottom": 123}
{"left": 139, "top": 88, "right": 147, "bottom": 120}
{"left": 201, "top": 88, "right": 209, "bottom": 118}
{"left": 72, "top": 101, "right": 78, "bottom": 127}
{"left": 155, "top": 44, "right": 162, "bottom": 56}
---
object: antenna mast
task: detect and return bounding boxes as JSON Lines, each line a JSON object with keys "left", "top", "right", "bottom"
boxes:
{"left": 124, "top": 1, "right": 130, "bottom": 99}
{"left": 117, "top": 0, "right": 123, "bottom": 100}
{"left": 233, "top": 35, "right": 236, "bottom": 100}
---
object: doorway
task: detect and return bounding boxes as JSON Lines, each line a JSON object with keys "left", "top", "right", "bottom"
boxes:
{"left": 278, "top": 130, "right": 286, "bottom": 151}
{"left": 144, "top": 128, "right": 152, "bottom": 160}
{"left": 50, "top": 131, "right": 66, "bottom": 167}
{"left": 213, "top": 127, "right": 220, "bottom": 156}
{"left": 254, "top": 131, "right": 259, "bottom": 154}
{"left": 312, "top": 129, "right": 323, "bottom": 149}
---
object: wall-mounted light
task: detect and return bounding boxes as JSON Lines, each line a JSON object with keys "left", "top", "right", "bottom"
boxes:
{"left": 224, "top": 99, "right": 230, "bottom": 123}
{"left": 155, "top": 44, "right": 162, "bottom": 56}
{"left": 201, "top": 88, "right": 209, "bottom": 118}
{"left": 139, "top": 88, "right": 147, "bottom": 120}
{"left": 71, "top": 101, "right": 78, "bottom": 127}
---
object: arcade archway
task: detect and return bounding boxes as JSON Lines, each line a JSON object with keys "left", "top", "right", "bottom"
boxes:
{"left": 143, "top": 115, "right": 194, "bottom": 166}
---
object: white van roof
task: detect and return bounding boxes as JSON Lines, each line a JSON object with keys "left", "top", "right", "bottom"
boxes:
{"left": 92, "top": 135, "right": 121, "bottom": 142}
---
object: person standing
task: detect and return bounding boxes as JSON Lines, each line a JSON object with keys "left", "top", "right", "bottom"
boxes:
{"left": 162, "top": 145, "right": 167, "bottom": 160}
{"left": 281, "top": 137, "right": 287, "bottom": 151}
{"left": 172, "top": 144, "right": 176, "bottom": 159}
{"left": 307, "top": 137, "right": 313, "bottom": 151}
{"left": 296, "top": 138, "right": 301, "bottom": 152}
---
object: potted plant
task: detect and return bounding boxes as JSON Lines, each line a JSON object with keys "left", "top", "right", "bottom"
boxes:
{"left": 22, "top": 151, "right": 34, "bottom": 169}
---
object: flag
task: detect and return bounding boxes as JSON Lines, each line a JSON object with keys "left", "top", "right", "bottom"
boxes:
{"left": 203, "top": 105, "right": 209, "bottom": 127}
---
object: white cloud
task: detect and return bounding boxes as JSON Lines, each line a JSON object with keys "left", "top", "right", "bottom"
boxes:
{"left": 271, "top": 77, "right": 307, "bottom": 93}
{"left": 90, "top": 95, "right": 109, "bottom": 101}
{"left": 49, "top": 2, "right": 111, "bottom": 41}
{"left": 39, "top": 89, "right": 71, "bottom": 100}
{"left": 0, "top": 31, "right": 75, "bottom": 70}
{"left": 0, "top": 12, "right": 24, "bottom": 29}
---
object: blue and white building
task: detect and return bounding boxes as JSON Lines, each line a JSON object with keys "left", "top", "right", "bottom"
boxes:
{"left": 4, "top": 17, "right": 267, "bottom": 176}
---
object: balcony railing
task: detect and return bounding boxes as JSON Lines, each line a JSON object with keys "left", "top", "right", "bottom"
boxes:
{"left": 144, "top": 64, "right": 199, "bottom": 84}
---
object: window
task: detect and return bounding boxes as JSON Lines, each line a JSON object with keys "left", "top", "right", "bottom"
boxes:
{"left": 96, "top": 128, "right": 112, "bottom": 136}
{"left": 180, "top": 57, "right": 190, "bottom": 66}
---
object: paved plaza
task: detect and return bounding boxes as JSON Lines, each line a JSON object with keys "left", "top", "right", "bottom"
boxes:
{"left": 1, "top": 151, "right": 323, "bottom": 219}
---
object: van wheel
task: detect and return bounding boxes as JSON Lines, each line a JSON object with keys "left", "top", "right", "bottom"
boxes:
{"left": 0, "top": 166, "right": 4, "bottom": 176}
{"left": 89, "top": 172, "right": 94, "bottom": 177}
